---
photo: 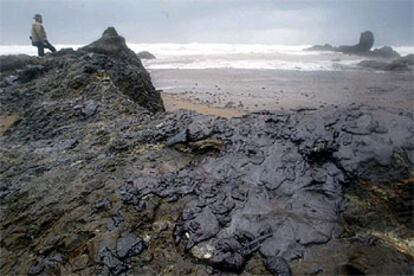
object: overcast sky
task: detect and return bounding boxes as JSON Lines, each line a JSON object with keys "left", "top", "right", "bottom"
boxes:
{"left": 0, "top": 0, "right": 413, "bottom": 46}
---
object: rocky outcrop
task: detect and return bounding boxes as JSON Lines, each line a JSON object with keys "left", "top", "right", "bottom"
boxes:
{"left": 137, "top": 51, "right": 156, "bottom": 59}
{"left": 1, "top": 28, "right": 413, "bottom": 275}
{"left": 370, "top": 46, "right": 400, "bottom": 58}
{"left": 0, "top": 54, "right": 42, "bottom": 73}
{"left": 77, "top": 27, "right": 164, "bottom": 112}
{"left": 80, "top": 27, "right": 137, "bottom": 60}
{"left": 337, "top": 30, "right": 375, "bottom": 55}
{"left": 1, "top": 28, "right": 164, "bottom": 113}
{"left": 358, "top": 54, "right": 414, "bottom": 71}
{"left": 306, "top": 31, "right": 401, "bottom": 58}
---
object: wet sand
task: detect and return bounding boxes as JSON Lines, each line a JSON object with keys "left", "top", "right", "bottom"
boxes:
{"left": 0, "top": 115, "right": 17, "bottom": 135}
{"left": 154, "top": 69, "right": 414, "bottom": 115}
{"left": 162, "top": 93, "right": 243, "bottom": 118}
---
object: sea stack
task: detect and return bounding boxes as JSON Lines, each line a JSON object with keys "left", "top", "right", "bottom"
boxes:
{"left": 306, "top": 30, "right": 400, "bottom": 58}
{"left": 337, "top": 30, "right": 374, "bottom": 54}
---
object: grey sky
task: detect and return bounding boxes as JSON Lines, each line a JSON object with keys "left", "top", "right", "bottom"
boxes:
{"left": 0, "top": 0, "right": 413, "bottom": 46}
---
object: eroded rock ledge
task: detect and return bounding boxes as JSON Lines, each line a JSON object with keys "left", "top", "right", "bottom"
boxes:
{"left": 0, "top": 28, "right": 413, "bottom": 275}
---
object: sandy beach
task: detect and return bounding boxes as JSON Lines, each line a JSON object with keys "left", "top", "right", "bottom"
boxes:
{"left": 154, "top": 68, "right": 414, "bottom": 116}
{"left": 162, "top": 93, "right": 244, "bottom": 118}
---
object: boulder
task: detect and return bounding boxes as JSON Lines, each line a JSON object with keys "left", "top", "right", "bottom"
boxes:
{"left": 137, "top": 51, "right": 156, "bottom": 59}
{"left": 370, "top": 46, "right": 400, "bottom": 58}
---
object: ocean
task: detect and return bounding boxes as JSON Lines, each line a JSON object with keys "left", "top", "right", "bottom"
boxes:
{"left": 0, "top": 43, "right": 413, "bottom": 72}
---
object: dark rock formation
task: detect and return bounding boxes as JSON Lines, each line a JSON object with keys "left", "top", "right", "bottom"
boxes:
{"left": 370, "top": 46, "right": 400, "bottom": 58}
{"left": 137, "top": 51, "right": 156, "bottom": 59}
{"left": 358, "top": 54, "right": 414, "bottom": 71}
{"left": 0, "top": 28, "right": 413, "bottom": 276}
{"left": 77, "top": 27, "right": 164, "bottom": 112}
{"left": 337, "top": 30, "right": 375, "bottom": 54}
{"left": 0, "top": 54, "right": 42, "bottom": 73}
{"left": 306, "top": 31, "right": 401, "bottom": 58}
{"left": 122, "top": 105, "right": 413, "bottom": 275}
{"left": 80, "top": 27, "right": 137, "bottom": 60}
{"left": 263, "top": 256, "right": 292, "bottom": 276}
{"left": 358, "top": 30, "right": 375, "bottom": 51}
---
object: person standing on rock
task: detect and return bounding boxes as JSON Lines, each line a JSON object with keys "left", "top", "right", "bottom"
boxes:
{"left": 30, "top": 14, "right": 56, "bottom": 57}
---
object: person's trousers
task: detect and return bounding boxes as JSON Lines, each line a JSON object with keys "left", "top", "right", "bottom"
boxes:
{"left": 33, "top": 41, "right": 56, "bottom": 57}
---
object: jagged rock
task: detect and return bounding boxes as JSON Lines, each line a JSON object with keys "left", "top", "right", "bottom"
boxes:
{"left": 116, "top": 233, "right": 146, "bottom": 259}
{"left": 98, "top": 247, "right": 128, "bottom": 275}
{"left": 28, "top": 254, "right": 63, "bottom": 276}
{"left": 2, "top": 75, "right": 18, "bottom": 86}
{"left": 137, "top": 51, "right": 156, "bottom": 59}
{"left": 76, "top": 27, "right": 163, "bottom": 112}
{"left": 208, "top": 237, "right": 246, "bottom": 272}
{"left": 80, "top": 27, "right": 137, "bottom": 61}
{"left": 74, "top": 100, "right": 98, "bottom": 118}
{"left": 187, "top": 117, "right": 214, "bottom": 140}
{"left": 166, "top": 129, "right": 189, "bottom": 146}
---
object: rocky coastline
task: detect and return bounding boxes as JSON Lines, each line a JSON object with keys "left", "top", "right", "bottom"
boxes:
{"left": 1, "top": 28, "right": 413, "bottom": 275}
{"left": 306, "top": 31, "right": 401, "bottom": 59}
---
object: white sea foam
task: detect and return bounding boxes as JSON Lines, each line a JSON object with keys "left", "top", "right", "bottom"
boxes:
{"left": 393, "top": 46, "right": 414, "bottom": 56}
{"left": 0, "top": 43, "right": 412, "bottom": 71}
{"left": 132, "top": 43, "right": 364, "bottom": 71}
